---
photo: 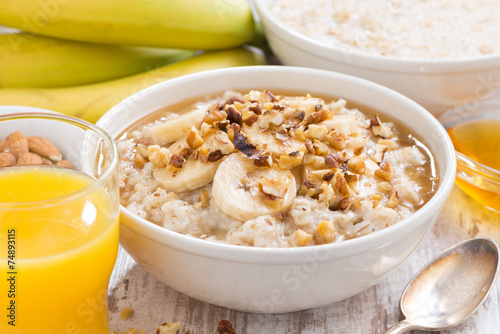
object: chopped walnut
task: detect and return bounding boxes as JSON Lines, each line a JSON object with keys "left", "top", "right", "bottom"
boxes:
{"left": 233, "top": 132, "right": 258, "bottom": 157}
{"left": 290, "top": 126, "right": 306, "bottom": 141}
{"left": 275, "top": 129, "right": 290, "bottom": 142}
{"left": 299, "top": 97, "right": 325, "bottom": 115}
{"left": 302, "top": 109, "right": 332, "bottom": 125}
{"left": 254, "top": 153, "right": 273, "bottom": 167}
{"left": 120, "top": 306, "right": 134, "bottom": 320}
{"left": 169, "top": 153, "right": 185, "bottom": 169}
{"left": 242, "top": 110, "right": 258, "bottom": 126}
{"left": 210, "top": 131, "right": 235, "bottom": 155}
{"left": 203, "top": 107, "right": 227, "bottom": 125}
{"left": 200, "top": 122, "right": 215, "bottom": 138}
{"left": 375, "top": 162, "right": 393, "bottom": 181}
{"left": 318, "top": 182, "right": 335, "bottom": 206}
{"left": 248, "top": 102, "right": 263, "bottom": 115}
{"left": 370, "top": 144, "right": 387, "bottom": 163}
{"left": 136, "top": 143, "right": 149, "bottom": 159}
{"left": 148, "top": 145, "right": 171, "bottom": 168}
{"left": 258, "top": 177, "right": 287, "bottom": 199}
{"left": 207, "top": 150, "right": 224, "bottom": 162}
{"left": 305, "top": 124, "right": 328, "bottom": 141}
{"left": 324, "top": 152, "right": 342, "bottom": 168}
{"left": 317, "top": 220, "right": 336, "bottom": 242}
{"left": 377, "top": 181, "right": 394, "bottom": 194}
{"left": 347, "top": 155, "right": 367, "bottom": 174}
{"left": 283, "top": 107, "right": 305, "bottom": 122}
{"left": 218, "top": 320, "right": 236, "bottom": 334}
{"left": 370, "top": 114, "right": 393, "bottom": 138}
{"left": 194, "top": 190, "right": 210, "bottom": 209}
{"left": 312, "top": 139, "right": 330, "bottom": 156}
{"left": 186, "top": 126, "right": 204, "bottom": 149}
{"left": 226, "top": 106, "right": 242, "bottom": 125}
{"left": 292, "top": 229, "right": 314, "bottom": 247}
{"left": 225, "top": 95, "right": 246, "bottom": 106}
{"left": 339, "top": 196, "right": 356, "bottom": 211}
{"left": 333, "top": 171, "right": 352, "bottom": 196}
{"left": 325, "top": 131, "right": 347, "bottom": 150}
{"left": 378, "top": 138, "right": 397, "bottom": 150}
{"left": 259, "top": 111, "right": 284, "bottom": 128}
{"left": 387, "top": 191, "right": 400, "bottom": 208}
{"left": 304, "top": 154, "right": 326, "bottom": 169}
{"left": 156, "top": 322, "right": 182, "bottom": 334}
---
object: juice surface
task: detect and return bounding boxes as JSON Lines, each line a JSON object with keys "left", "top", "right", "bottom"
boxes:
{"left": 0, "top": 166, "right": 119, "bottom": 334}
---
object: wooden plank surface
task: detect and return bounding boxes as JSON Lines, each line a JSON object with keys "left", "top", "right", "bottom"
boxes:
{"left": 108, "top": 186, "right": 500, "bottom": 333}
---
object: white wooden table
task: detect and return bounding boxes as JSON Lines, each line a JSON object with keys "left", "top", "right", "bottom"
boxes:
{"left": 108, "top": 186, "right": 500, "bottom": 333}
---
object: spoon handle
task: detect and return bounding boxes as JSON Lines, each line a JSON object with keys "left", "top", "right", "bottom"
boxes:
{"left": 383, "top": 320, "right": 420, "bottom": 334}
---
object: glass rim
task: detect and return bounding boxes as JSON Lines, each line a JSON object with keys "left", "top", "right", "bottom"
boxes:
{"left": 0, "top": 112, "right": 118, "bottom": 209}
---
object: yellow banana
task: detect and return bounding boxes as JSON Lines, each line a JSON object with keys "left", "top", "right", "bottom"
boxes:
{"left": 0, "top": 33, "right": 195, "bottom": 88}
{"left": 0, "top": 48, "right": 266, "bottom": 123}
{"left": 0, "top": 0, "right": 254, "bottom": 50}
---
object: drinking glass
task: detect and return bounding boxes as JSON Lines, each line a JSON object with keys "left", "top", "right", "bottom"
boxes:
{"left": 0, "top": 111, "right": 119, "bottom": 334}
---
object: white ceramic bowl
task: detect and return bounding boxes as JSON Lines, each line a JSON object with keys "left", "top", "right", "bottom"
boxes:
{"left": 254, "top": 0, "right": 500, "bottom": 115}
{"left": 97, "top": 66, "right": 456, "bottom": 313}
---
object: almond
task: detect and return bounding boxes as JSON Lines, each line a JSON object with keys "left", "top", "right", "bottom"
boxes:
{"left": 56, "top": 160, "right": 74, "bottom": 169}
{"left": 27, "top": 136, "right": 62, "bottom": 162}
{"left": 17, "top": 152, "right": 43, "bottom": 165}
{"left": 41, "top": 157, "right": 53, "bottom": 165}
{"left": 4, "top": 131, "right": 28, "bottom": 159}
{"left": 0, "top": 152, "right": 16, "bottom": 167}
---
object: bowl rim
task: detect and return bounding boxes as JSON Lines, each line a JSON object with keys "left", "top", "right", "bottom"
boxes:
{"left": 254, "top": 0, "right": 500, "bottom": 73}
{"left": 98, "top": 65, "right": 456, "bottom": 263}
{"left": 0, "top": 105, "right": 60, "bottom": 114}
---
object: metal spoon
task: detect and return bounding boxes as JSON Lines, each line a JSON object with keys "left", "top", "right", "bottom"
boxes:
{"left": 384, "top": 238, "right": 499, "bottom": 334}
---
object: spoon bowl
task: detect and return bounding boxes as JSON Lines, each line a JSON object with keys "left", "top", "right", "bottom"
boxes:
{"left": 384, "top": 238, "right": 500, "bottom": 333}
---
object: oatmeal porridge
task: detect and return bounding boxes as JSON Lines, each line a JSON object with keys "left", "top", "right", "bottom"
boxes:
{"left": 117, "top": 90, "right": 438, "bottom": 247}
{"left": 268, "top": 0, "right": 500, "bottom": 59}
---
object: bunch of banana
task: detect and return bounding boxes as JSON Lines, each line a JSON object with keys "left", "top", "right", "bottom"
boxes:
{"left": 0, "top": 0, "right": 254, "bottom": 50}
{"left": 0, "top": 48, "right": 265, "bottom": 123}
{"left": 0, "top": 33, "right": 194, "bottom": 88}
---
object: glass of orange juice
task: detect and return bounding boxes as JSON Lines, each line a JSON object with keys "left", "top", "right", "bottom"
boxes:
{"left": 0, "top": 111, "right": 119, "bottom": 334}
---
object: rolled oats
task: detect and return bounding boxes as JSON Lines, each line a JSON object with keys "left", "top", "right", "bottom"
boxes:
{"left": 117, "top": 90, "right": 438, "bottom": 247}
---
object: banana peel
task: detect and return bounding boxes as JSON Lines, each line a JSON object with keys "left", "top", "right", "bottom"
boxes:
{"left": 0, "top": 33, "right": 194, "bottom": 88}
{"left": 0, "top": 48, "right": 266, "bottom": 123}
{"left": 0, "top": 0, "right": 254, "bottom": 50}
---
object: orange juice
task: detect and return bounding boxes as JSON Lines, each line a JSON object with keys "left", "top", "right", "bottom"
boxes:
{"left": 0, "top": 166, "right": 119, "bottom": 334}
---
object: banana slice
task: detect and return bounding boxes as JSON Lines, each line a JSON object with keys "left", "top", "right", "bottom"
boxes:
{"left": 152, "top": 132, "right": 228, "bottom": 193}
{"left": 212, "top": 153, "right": 296, "bottom": 221}
{"left": 154, "top": 157, "right": 222, "bottom": 193}
{"left": 241, "top": 124, "right": 306, "bottom": 155}
{"left": 147, "top": 106, "right": 209, "bottom": 146}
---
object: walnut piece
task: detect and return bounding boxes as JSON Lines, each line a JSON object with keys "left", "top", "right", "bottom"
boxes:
{"left": 120, "top": 306, "right": 134, "bottom": 320}
{"left": 218, "top": 320, "right": 236, "bottom": 334}
{"left": 156, "top": 322, "right": 182, "bottom": 334}
{"left": 258, "top": 177, "right": 287, "bottom": 199}
{"left": 317, "top": 220, "right": 336, "bottom": 242}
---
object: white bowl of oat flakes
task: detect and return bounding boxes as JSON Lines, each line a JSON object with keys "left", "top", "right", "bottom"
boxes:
{"left": 255, "top": 0, "right": 500, "bottom": 115}
{"left": 97, "top": 66, "right": 455, "bottom": 313}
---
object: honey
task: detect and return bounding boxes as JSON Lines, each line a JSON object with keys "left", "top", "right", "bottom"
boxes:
{"left": 447, "top": 119, "right": 500, "bottom": 212}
